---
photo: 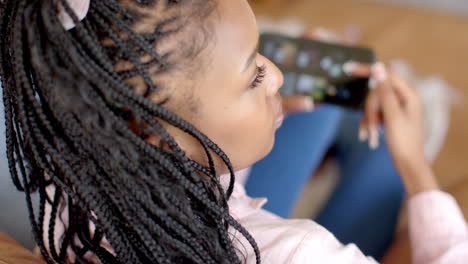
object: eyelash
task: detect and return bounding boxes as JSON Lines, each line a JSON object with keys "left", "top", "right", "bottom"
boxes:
{"left": 250, "top": 64, "right": 266, "bottom": 89}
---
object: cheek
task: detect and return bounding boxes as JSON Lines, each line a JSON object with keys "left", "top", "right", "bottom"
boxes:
{"left": 200, "top": 90, "right": 276, "bottom": 170}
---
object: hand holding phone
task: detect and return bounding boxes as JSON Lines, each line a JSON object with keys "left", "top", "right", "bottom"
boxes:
{"left": 260, "top": 33, "right": 376, "bottom": 109}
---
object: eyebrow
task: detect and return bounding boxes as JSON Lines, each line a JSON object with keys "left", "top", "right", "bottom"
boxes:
{"left": 242, "top": 41, "right": 259, "bottom": 73}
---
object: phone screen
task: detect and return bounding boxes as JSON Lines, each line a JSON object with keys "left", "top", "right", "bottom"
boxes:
{"left": 260, "top": 33, "right": 376, "bottom": 109}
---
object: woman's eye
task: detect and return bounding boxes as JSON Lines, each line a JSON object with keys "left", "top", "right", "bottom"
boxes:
{"left": 249, "top": 64, "right": 266, "bottom": 89}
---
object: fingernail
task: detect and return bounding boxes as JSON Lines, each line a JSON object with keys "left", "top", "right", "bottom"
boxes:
{"left": 343, "top": 61, "right": 357, "bottom": 76}
{"left": 368, "top": 77, "right": 377, "bottom": 90}
{"left": 304, "top": 98, "right": 315, "bottom": 111}
{"left": 372, "top": 62, "right": 388, "bottom": 82}
{"left": 359, "top": 127, "right": 368, "bottom": 142}
{"left": 369, "top": 127, "right": 380, "bottom": 150}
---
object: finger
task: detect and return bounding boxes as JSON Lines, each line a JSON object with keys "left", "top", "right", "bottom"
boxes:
{"left": 386, "top": 69, "right": 419, "bottom": 107}
{"left": 374, "top": 69, "right": 402, "bottom": 122}
{"left": 342, "top": 62, "right": 373, "bottom": 78}
{"left": 359, "top": 117, "right": 369, "bottom": 142}
{"left": 364, "top": 90, "right": 381, "bottom": 128}
{"left": 282, "top": 96, "right": 314, "bottom": 113}
{"left": 379, "top": 83, "right": 402, "bottom": 122}
{"left": 364, "top": 90, "right": 381, "bottom": 149}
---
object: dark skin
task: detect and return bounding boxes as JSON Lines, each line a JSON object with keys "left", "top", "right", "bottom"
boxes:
{"left": 145, "top": 0, "right": 286, "bottom": 173}
{"left": 151, "top": 0, "right": 317, "bottom": 173}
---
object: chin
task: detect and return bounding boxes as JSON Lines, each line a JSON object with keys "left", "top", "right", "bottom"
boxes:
{"left": 255, "top": 132, "right": 276, "bottom": 164}
{"left": 231, "top": 136, "right": 276, "bottom": 173}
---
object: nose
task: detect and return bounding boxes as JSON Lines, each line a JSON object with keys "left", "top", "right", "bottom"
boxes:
{"left": 262, "top": 55, "right": 284, "bottom": 97}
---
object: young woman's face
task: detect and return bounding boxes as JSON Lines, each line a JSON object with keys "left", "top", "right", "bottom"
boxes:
{"left": 158, "top": 0, "right": 284, "bottom": 173}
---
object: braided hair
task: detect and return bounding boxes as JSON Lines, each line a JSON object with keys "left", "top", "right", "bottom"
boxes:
{"left": 0, "top": 0, "right": 261, "bottom": 263}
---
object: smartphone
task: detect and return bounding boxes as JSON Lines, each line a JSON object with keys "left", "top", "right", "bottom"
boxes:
{"left": 259, "top": 33, "right": 376, "bottom": 109}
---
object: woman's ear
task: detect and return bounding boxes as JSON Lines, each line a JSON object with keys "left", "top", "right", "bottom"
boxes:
{"left": 57, "top": 0, "right": 90, "bottom": 30}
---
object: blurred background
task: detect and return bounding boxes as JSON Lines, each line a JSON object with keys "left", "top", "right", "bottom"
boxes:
{"left": 250, "top": 0, "right": 468, "bottom": 262}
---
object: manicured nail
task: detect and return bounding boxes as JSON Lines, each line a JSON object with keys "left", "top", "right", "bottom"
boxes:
{"left": 304, "top": 98, "right": 315, "bottom": 111}
{"left": 343, "top": 61, "right": 357, "bottom": 76}
{"left": 372, "top": 62, "right": 388, "bottom": 82}
{"left": 368, "top": 77, "right": 377, "bottom": 90}
{"left": 369, "top": 127, "right": 380, "bottom": 150}
{"left": 359, "top": 127, "right": 368, "bottom": 142}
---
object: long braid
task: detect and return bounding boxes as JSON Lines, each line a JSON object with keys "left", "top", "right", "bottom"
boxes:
{"left": 69, "top": 0, "right": 232, "bottom": 209}
{"left": 1, "top": 0, "right": 261, "bottom": 263}
{"left": 15, "top": 3, "right": 139, "bottom": 260}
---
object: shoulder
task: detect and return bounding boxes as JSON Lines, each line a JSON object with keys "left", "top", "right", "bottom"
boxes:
{"left": 236, "top": 212, "right": 375, "bottom": 263}
{"left": 228, "top": 182, "right": 376, "bottom": 263}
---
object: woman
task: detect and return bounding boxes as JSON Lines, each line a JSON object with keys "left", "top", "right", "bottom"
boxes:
{"left": 0, "top": 0, "right": 466, "bottom": 263}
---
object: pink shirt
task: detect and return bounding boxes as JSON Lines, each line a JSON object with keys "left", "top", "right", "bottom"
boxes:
{"left": 227, "top": 179, "right": 468, "bottom": 263}
{"left": 46, "top": 172, "right": 468, "bottom": 263}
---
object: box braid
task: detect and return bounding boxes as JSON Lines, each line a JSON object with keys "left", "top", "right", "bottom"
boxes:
{"left": 0, "top": 0, "right": 261, "bottom": 263}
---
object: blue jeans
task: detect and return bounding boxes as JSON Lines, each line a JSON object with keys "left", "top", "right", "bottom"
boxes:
{"left": 245, "top": 105, "right": 404, "bottom": 260}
